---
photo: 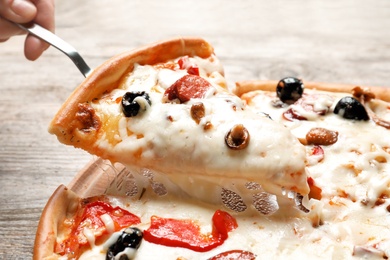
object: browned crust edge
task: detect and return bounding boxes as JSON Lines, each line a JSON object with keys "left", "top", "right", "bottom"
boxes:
{"left": 33, "top": 185, "right": 80, "bottom": 260}
{"left": 234, "top": 80, "right": 390, "bottom": 102}
{"left": 48, "top": 37, "right": 215, "bottom": 150}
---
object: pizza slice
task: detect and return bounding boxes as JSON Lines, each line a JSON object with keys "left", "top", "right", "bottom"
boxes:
{"left": 48, "top": 38, "right": 309, "bottom": 207}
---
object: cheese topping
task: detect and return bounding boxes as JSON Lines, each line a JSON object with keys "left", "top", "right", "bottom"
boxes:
{"left": 90, "top": 56, "right": 309, "bottom": 200}
{"left": 101, "top": 213, "right": 115, "bottom": 234}
{"left": 241, "top": 88, "right": 390, "bottom": 258}
{"left": 75, "top": 56, "right": 388, "bottom": 259}
{"left": 78, "top": 86, "right": 390, "bottom": 260}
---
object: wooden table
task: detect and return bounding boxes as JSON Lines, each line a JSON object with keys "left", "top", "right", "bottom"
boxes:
{"left": 1, "top": 0, "right": 389, "bottom": 258}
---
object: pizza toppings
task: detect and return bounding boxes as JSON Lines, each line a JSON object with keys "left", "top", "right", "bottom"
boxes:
{"left": 282, "top": 94, "right": 334, "bottom": 121}
{"left": 164, "top": 74, "right": 213, "bottom": 103}
{"left": 106, "top": 227, "right": 143, "bottom": 260}
{"left": 352, "top": 86, "right": 376, "bottom": 103}
{"left": 190, "top": 102, "right": 206, "bottom": 124}
{"left": 307, "top": 145, "right": 325, "bottom": 164}
{"left": 143, "top": 210, "right": 237, "bottom": 252}
{"left": 208, "top": 250, "right": 256, "bottom": 260}
{"left": 178, "top": 56, "right": 200, "bottom": 76}
{"left": 276, "top": 77, "right": 304, "bottom": 104}
{"left": 224, "top": 124, "right": 250, "bottom": 150}
{"left": 121, "top": 91, "right": 151, "bottom": 117}
{"left": 352, "top": 87, "right": 390, "bottom": 129}
{"left": 333, "top": 96, "right": 369, "bottom": 120}
{"left": 75, "top": 103, "right": 101, "bottom": 133}
{"left": 307, "top": 177, "right": 322, "bottom": 200}
{"left": 56, "top": 200, "right": 141, "bottom": 258}
{"left": 305, "top": 127, "right": 338, "bottom": 146}
{"left": 283, "top": 108, "right": 308, "bottom": 121}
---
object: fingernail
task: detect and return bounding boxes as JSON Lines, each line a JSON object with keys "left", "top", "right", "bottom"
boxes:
{"left": 11, "top": 0, "right": 36, "bottom": 18}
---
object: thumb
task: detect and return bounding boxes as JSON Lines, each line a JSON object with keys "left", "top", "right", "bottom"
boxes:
{"left": 0, "top": 0, "right": 37, "bottom": 23}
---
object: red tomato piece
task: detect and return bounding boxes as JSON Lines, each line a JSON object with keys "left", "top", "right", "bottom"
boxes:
{"left": 165, "top": 74, "right": 212, "bottom": 103}
{"left": 178, "top": 56, "right": 200, "bottom": 76}
{"left": 143, "top": 210, "right": 238, "bottom": 252}
{"left": 211, "top": 209, "right": 238, "bottom": 239}
{"left": 209, "top": 250, "right": 257, "bottom": 260}
{"left": 55, "top": 201, "right": 141, "bottom": 258}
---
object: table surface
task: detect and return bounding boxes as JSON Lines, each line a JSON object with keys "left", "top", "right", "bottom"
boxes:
{"left": 1, "top": 0, "right": 390, "bottom": 258}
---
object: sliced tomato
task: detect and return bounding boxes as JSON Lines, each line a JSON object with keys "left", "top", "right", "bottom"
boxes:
{"left": 209, "top": 250, "right": 257, "bottom": 260}
{"left": 55, "top": 200, "right": 141, "bottom": 258}
{"left": 164, "top": 74, "right": 212, "bottom": 103}
{"left": 143, "top": 210, "right": 237, "bottom": 252}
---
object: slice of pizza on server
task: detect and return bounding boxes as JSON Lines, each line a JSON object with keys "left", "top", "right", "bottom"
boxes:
{"left": 48, "top": 37, "right": 309, "bottom": 205}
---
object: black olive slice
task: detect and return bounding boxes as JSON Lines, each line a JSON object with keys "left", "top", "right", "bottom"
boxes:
{"left": 106, "top": 227, "right": 143, "bottom": 260}
{"left": 333, "top": 96, "right": 369, "bottom": 121}
{"left": 276, "top": 77, "right": 304, "bottom": 104}
{"left": 122, "top": 91, "right": 151, "bottom": 117}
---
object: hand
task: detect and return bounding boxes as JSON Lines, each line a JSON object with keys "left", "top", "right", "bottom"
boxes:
{"left": 0, "top": 0, "right": 54, "bottom": 60}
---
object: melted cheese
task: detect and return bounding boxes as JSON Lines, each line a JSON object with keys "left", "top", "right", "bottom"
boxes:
{"left": 242, "top": 88, "right": 390, "bottom": 258}
{"left": 101, "top": 213, "right": 115, "bottom": 234}
{"left": 91, "top": 56, "right": 309, "bottom": 199}
{"left": 79, "top": 87, "right": 390, "bottom": 259}
{"left": 79, "top": 56, "right": 390, "bottom": 259}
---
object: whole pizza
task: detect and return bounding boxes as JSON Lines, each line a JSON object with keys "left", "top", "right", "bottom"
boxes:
{"left": 34, "top": 37, "right": 390, "bottom": 259}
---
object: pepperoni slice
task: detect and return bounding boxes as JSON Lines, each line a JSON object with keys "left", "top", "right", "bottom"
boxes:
{"left": 209, "top": 250, "right": 257, "bottom": 260}
{"left": 143, "top": 210, "right": 237, "bottom": 252}
{"left": 165, "top": 74, "right": 212, "bottom": 103}
{"left": 178, "top": 56, "right": 200, "bottom": 76}
{"left": 283, "top": 93, "right": 333, "bottom": 121}
{"left": 283, "top": 107, "right": 307, "bottom": 121}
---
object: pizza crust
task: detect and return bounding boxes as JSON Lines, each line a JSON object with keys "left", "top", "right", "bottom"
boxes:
{"left": 33, "top": 185, "right": 80, "bottom": 260}
{"left": 49, "top": 37, "right": 215, "bottom": 149}
{"left": 235, "top": 80, "right": 390, "bottom": 102}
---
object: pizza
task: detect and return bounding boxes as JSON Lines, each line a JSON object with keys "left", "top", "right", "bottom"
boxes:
{"left": 47, "top": 37, "right": 309, "bottom": 202}
{"left": 236, "top": 78, "right": 390, "bottom": 258}
{"left": 34, "top": 37, "right": 390, "bottom": 259}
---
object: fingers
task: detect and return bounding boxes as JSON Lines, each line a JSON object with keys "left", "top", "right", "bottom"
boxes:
{"left": 24, "top": 0, "right": 55, "bottom": 60}
{"left": 0, "top": 0, "right": 55, "bottom": 60}
{"left": 0, "top": 18, "right": 22, "bottom": 42}
{"left": 0, "top": 0, "right": 37, "bottom": 22}
{"left": 0, "top": 0, "right": 37, "bottom": 41}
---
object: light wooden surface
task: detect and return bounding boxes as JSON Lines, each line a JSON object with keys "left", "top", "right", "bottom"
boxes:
{"left": 1, "top": 0, "right": 389, "bottom": 258}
